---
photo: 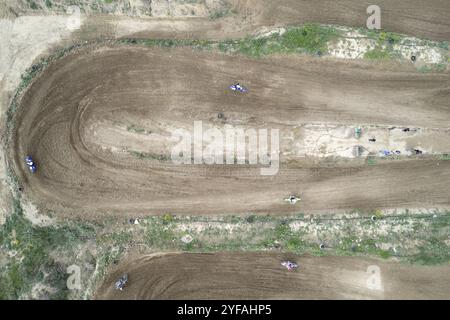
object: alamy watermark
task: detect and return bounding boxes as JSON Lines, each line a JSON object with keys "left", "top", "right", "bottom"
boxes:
{"left": 66, "top": 5, "right": 81, "bottom": 31}
{"left": 66, "top": 264, "right": 81, "bottom": 290}
{"left": 171, "top": 121, "right": 280, "bottom": 175}
{"left": 366, "top": 265, "right": 383, "bottom": 291}
{"left": 367, "top": 5, "right": 381, "bottom": 30}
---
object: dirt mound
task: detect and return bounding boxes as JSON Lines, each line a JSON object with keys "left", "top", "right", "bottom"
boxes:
{"left": 10, "top": 45, "right": 450, "bottom": 217}
{"left": 95, "top": 252, "right": 450, "bottom": 299}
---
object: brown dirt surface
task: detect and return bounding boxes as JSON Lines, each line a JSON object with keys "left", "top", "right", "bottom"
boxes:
{"left": 94, "top": 252, "right": 450, "bottom": 299}
{"left": 10, "top": 45, "right": 450, "bottom": 217}
{"left": 117, "top": 0, "right": 450, "bottom": 41}
{"left": 230, "top": 0, "right": 450, "bottom": 41}
{"left": 33, "top": 0, "right": 450, "bottom": 42}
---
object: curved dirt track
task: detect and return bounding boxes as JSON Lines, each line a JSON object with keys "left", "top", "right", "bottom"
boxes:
{"left": 11, "top": 45, "right": 450, "bottom": 216}
{"left": 95, "top": 252, "right": 450, "bottom": 299}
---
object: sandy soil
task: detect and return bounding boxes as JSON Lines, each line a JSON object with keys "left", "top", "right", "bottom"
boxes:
{"left": 94, "top": 0, "right": 450, "bottom": 41}
{"left": 89, "top": 121, "right": 450, "bottom": 159}
{"left": 94, "top": 252, "right": 450, "bottom": 299}
{"left": 9, "top": 45, "right": 450, "bottom": 217}
{"left": 230, "top": 0, "right": 450, "bottom": 42}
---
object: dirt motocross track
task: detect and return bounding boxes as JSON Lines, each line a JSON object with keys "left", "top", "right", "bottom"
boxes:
{"left": 10, "top": 45, "right": 450, "bottom": 217}
{"left": 95, "top": 252, "right": 450, "bottom": 299}
{"left": 99, "top": 0, "right": 450, "bottom": 41}
{"left": 232, "top": 0, "right": 450, "bottom": 41}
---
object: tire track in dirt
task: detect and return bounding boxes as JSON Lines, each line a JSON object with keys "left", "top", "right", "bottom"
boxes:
{"left": 10, "top": 45, "right": 450, "bottom": 217}
{"left": 95, "top": 252, "right": 450, "bottom": 299}
{"left": 231, "top": 0, "right": 450, "bottom": 41}
{"left": 94, "top": 1, "right": 450, "bottom": 42}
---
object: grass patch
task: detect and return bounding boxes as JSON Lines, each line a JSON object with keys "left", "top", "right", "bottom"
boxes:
{"left": 225, "top": 24, "right": 341, "bottom": 57}
{"left": 128, "top": 150, "right": 170, "bottom": 161}
{"left": 138, "top": 212, "right": 450, "bottom": 264}
{"left": 418, "top": 65, "right": 434, "bottom": 73}
{"left": 126, "top": 124, "right": 147, "bottom": 134}
{"left": 98, "top": 231, "right": 133, "bottom": 246}
{"left": 335, "top": 237, "right": 391, "bottom": 258}
{"left": 208, "top": 2, "right": 235, "bottom": 20}
{"left": 209, "top": 9, "right": 231, "bottom": 20}
{"left": 0, "top": 201, "right": 96, "bottom": 299}
{"left": 438, "top": 41, "right": 449, "bottom": 50}
{"left": 144, "top": 218, "right": 179, "bottom": 249}
{"left": 26, "top": 0, "right": 40, "bottom": 10}
{"left": 434, "top": 63, "right": 447, "bottom": 72}
{"left": 409, "top": 237, "right": 450, "bottom": 265}
{"left": 366, "top": 157, "right": 377, "bottom": 165}
{"left": 361, "top": 29, "right": 402, "bottom": 45}
{"left": 416, "top": 63, "right": 447, "bottom": 73}
{"left": 364, "top": 47, "right": 392, "bottom": 60}
{"left": 377, "top": 31, "right": 402, "bottom": 45}
{"left": 280, "top": 25, "right": 340, "bottom": 55}
{"left": 120, "top": 24, "right": 341, "bottom": 58}
{"left": 2, "top": 209, "right": 450, "bottom": 298}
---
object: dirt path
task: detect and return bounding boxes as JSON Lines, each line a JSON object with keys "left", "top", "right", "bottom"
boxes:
{"left": 230, "top": 0, "right": 450, "bottom": 42}
{"left": 10, "top": 45, "right": 450, "bottom": 217}
{"left": 78, "top": 0, "right": 450, "bottom": 41}
{"left": 94, "top": 252, "right": 450, "bottom": 299}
